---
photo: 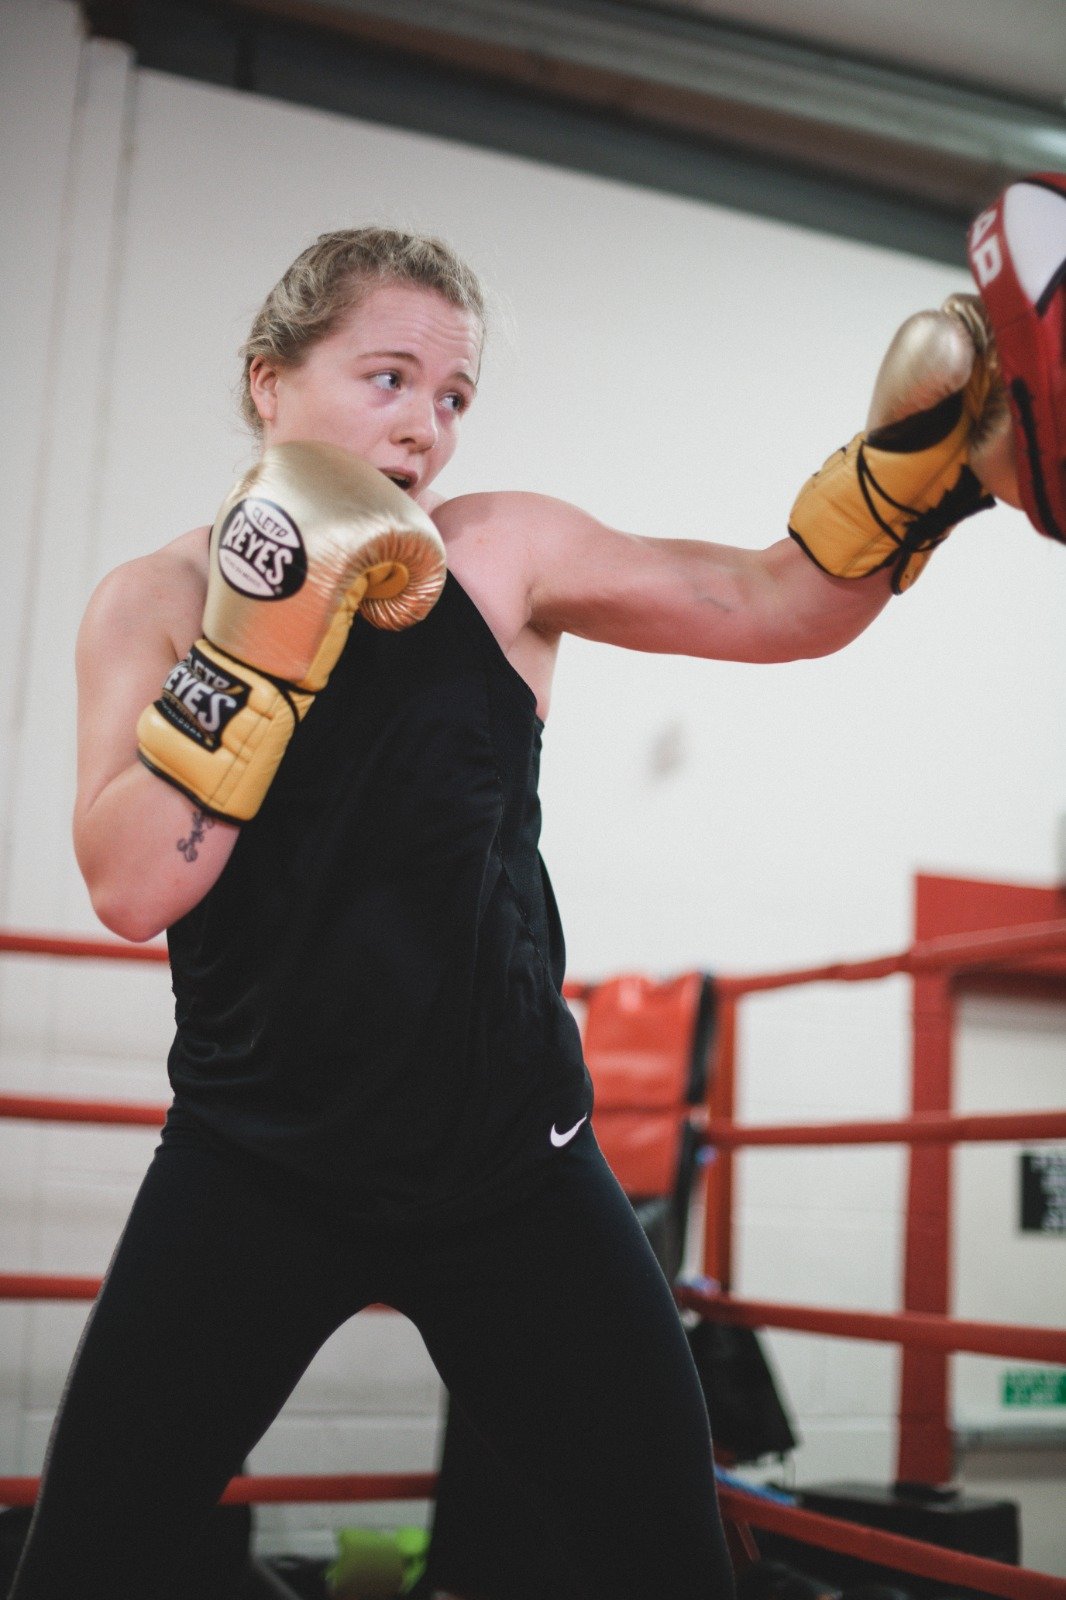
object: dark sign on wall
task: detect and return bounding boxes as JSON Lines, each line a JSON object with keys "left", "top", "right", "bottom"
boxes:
{"left": 1020, "top": 1151, "right": 1066, "bottom": 1234}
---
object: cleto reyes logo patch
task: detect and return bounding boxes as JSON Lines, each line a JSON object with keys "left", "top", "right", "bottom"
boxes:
{"left": 216, "top": 496, "right": 307, "bottom": 600}
{"left": 157, "top": 646, "right": 251, "bottom": 750}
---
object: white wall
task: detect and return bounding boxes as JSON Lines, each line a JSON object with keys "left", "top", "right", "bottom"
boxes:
{"left": 2, "top": 0, "right": 1064, "bottom": 1567}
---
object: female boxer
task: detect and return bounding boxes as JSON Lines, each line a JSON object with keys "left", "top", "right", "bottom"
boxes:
{"left": 12, "top": 227, "right": 995, "bottom": 1600}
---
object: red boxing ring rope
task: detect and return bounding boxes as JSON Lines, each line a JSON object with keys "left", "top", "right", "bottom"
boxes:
{"left": 0, "top": 1473, "right": 438, "bottom": 1508}
{"left": 0, "top": 930, "right": 169, "bottom": 962}
{"left": 0, "top": 1092, "right": 166, "bottom": 1126}
{"left": 5, "top": 914, "right": 1066, "bottom": 980}
{"left": 677, "top": 1285, "right": 1066, "bottom": 1364}
{"left": 713, "top": 1489, "right": 1066, "bottom": 1600}
{"left": 714, "top": 915, "right": 1066, "bottom": 995}
{"left": 1, "top": 1274, "right": 104, "bottom": 1302}
{"left": 7, "top": 1092, "right": 1065, "bottom": 1146}
{"left": 704, "top": 1108, "right": 1066, "bottom": 1147}
{"left": 2, "top": 915, "right": 1065, "bottom": 1595}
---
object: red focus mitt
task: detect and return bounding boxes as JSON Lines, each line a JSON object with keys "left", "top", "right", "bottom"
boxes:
{"left": 967, "top": 171, "right": 1066, "bottom": 542}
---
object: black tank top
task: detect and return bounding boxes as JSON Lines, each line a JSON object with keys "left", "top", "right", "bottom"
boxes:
{"left": 165, "top": 574, "right": 592, "bottom": 1228}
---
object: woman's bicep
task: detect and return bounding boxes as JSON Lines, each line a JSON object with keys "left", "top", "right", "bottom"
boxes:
{"left": 73, "top": 566, "right": 181, "bottom": 823}
{"left": 527, "top": 503, "right": 890, "bottom": 662}
{"left": 71, "top": 558, "right": 239, "bottom": 941}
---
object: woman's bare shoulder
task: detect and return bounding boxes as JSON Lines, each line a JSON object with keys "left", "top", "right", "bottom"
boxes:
{"left": 79, "top": 526, "right": 210, "bottom": 661}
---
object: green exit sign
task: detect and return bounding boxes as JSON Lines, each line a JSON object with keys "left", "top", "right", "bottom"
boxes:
{"left": 1002, "top": 1370, "right": 1066, "bottom": 1407}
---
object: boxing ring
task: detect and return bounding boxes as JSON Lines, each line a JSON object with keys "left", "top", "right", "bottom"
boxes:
{"left": 2, "top": 872, "right": 1065, "bottom": 1598}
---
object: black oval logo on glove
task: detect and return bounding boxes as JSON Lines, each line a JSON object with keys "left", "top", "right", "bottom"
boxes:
{"left": 216, "top": 498, "right": 307, "bottom": 600}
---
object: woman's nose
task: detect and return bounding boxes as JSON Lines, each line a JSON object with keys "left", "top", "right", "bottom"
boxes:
{"left": 395, "top": 392, "right": 438, "bottom": 450}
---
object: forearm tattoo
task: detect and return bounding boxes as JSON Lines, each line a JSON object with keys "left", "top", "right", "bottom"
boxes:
{"left": 177, "top": 807, "right": 214, "bottom": 863}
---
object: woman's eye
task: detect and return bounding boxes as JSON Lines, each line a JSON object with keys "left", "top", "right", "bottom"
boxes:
{"left": 442, "top": 392, "right": 468, "bottom": 413}
{"left": 371, "top": 371, "right": 401, "bottom": 391}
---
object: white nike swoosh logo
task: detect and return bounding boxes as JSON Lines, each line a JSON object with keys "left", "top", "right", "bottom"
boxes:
{"left": 550, "top": 1115, "right": 588, "bottom": 1148}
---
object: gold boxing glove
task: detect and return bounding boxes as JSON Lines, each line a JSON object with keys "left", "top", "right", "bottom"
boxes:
{"left": 789, "top": 300, "right": 998, "bottom": 592}
{"left": 137, "top": 442, "right": 446, "bottom": 822}
{"left": 940, "top": 292, "right": 1020, "bottom": 509}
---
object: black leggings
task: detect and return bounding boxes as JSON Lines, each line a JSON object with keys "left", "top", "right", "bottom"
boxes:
{"left": 9, "top": 1120, "right": 734, "bottom": 1600}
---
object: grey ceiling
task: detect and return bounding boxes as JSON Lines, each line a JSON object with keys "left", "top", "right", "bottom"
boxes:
{"left": 646, "top": 0, "right": 1066, "bottom": 107}
{"left": 271, "top": 0, "right": 1066, "bottom": 210}
{"left": 85, "top": 0, "right": 1066, "bottom": 260}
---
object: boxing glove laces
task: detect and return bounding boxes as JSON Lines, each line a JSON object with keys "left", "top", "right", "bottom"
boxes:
{"left": 789, "top": 298, "right": 1001, "bottom": 591}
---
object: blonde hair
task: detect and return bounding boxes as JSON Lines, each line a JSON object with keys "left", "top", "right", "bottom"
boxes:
{"left": 239, "top": 227, "right": 486, "bottom": 433}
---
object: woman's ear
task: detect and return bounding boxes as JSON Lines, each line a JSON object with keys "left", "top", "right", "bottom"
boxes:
{"left": 248, "top": 355, "right": 280, "bottom": 425}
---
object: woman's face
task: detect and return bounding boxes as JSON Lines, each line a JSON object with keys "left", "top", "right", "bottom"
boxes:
{"left": 251, "top": 282, "right": 481, "bottom": 505}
